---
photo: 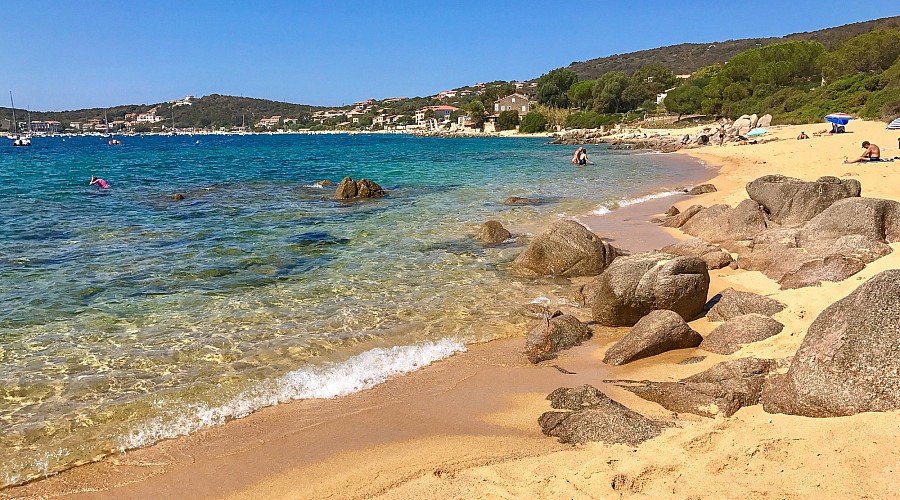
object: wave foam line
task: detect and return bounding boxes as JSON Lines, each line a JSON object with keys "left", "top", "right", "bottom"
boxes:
{"left": 120, "top": 339, "right": 465, "bottom": 450}
{"left": 592, "top": 190, "right": 683, "bottom": 215}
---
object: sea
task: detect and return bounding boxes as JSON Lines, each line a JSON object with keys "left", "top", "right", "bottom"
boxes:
{"left": 0, "top": 133, "right": 710, "bottom": 486}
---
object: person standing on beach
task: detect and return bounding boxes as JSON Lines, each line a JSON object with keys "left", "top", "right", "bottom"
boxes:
{"left": 718, "top": 124, "right": 726, "bottom": 146}
{"left": 89, "top": 176, "right": 110, "bottom": 189}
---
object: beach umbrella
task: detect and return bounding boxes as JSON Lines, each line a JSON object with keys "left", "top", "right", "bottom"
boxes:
{"left": 824, "top": 113, "right": 854, "bottom": 125}
{"left": 746, "top": 127, "right": 768, "bottom": 137}
{"left": 887, "top": 117, "right": 900, "bottom": 130}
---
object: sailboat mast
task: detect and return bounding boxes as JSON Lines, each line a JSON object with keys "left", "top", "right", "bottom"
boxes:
{"left": 9, "top": 91, "right": 17, "bottom": 134}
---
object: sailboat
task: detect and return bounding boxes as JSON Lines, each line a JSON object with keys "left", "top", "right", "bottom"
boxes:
{"left": 8, "top": 92, "right": 31, "bottom": 146}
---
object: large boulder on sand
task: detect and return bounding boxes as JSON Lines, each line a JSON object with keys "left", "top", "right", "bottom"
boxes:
{"left": 523, "top": 312, "right": 593, "bottom": 363}
{"left": 699, "top": 313, "right": 784, "bottom": 354}
{"left": 762, "top": 270, "right": 900, "bottom": 417}
{"left": 539, "top": 385, "right": 668, "bottom": 445}
{"left": 511, "top": 220, "right": 619, "bottom": 277}
{"left": 660, "top": 238, "right": 733, "bottom": 270}
{"left": 476, "top": 220, "right": 511, "bottom": 245}
{"left": 681, "top": 200, "right": 769, "bottom": 248}
{"left": 757, "top": 114, "right": 773, "bottom": 128}
{"left": 591, "top": 252, "right": 710, "bottom": 327}
{"left": 746, "top": 175, "right": 861, "bottom": 226}
{"left": 620, "top": 358, "right": 776, "bottom": 417}
{"left": 662, "top": 204, "right": 704, "bottom": 228}
{"left": 602, "top": 310, "right": 703, "bottom": 366}
{"left": 706, "top": 288, "right": 785, "bottom": 322}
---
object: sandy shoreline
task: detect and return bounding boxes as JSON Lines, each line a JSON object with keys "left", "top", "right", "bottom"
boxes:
{"left": 6, "top": 120, "right": 900, "bottom": 499}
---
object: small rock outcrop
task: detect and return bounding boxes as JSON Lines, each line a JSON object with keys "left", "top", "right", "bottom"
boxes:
{"left": 511, "top": 220, "right": 619, "bottom": 277}
{"left": 523, "top": 313, "right": 593, "bottom": 364}
{"left": 762, "top": 269, "right": 900, "bottom": 417}
{"left": 539, "top": 385, "right": 668, "bottom": 445}
{"left": 591, "top": 252, "right": 710, "bottom": 327}
{"left": 681, "top": 200, "right": 769, "bottom": 248}
{"left": 687, "top": 184, "right": 717, "bottom": 195}
{"left": 746, "top": 175, "right": 861, "bottom": 226}
{"left": 699, "top": 313, "right": 784, "bottom": 354}
{"left": 476, "top": 220, "right": 511, "bottom": 245}
{"left": 706, "top": 288, "right": 785, "bottom": 322}
{"left": 170, "top": 193, "right": 186, "bottom": 200}
{"left": 334, "top": 176, "right": 385, "bottom": 199}
{"left": 665, "top": 206, "right": 680, "bottom": 216}
{"left": 602, "top": 310, "right": 702, "bottom": 366}
{"left": 662, "top": 204, "right": 705, "bottom": 228}
{"left": 621, "top": 358, "right": 776, "bottom": 417}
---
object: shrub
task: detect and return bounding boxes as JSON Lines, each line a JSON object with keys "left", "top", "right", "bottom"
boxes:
{"left": 495, "top": 110, "right": 521, "bottom": 131}
{"left": 519, "top": 111, "right": 548, "bottom": 133}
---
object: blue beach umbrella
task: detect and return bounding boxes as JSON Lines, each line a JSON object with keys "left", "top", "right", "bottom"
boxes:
{"left": 887, "top": 117, "right": 900, "bottom": 130}
{"left": 824, "top": 113, "right": 854, "bottom": 126}
{"left": 746, "top": 128, "right": 768, "bottom": 137}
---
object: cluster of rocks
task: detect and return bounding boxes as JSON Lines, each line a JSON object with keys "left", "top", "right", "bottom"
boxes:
{"left": 507, "top": 176, "right": 900, "bottom": 444}
{"left": 333, "top": 176, "right": 385, "bottom": 199}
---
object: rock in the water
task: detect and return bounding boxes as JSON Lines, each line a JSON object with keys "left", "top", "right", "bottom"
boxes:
{"left": 700, "top": 313, "right": 784, "bottom": 354}
{"left": 621, "top": 358, "right": 775, "bottom": 417}
{"left": 665, "top": 206, "right": 680, "bottom": 216}
{"left": 602, "top": 310, "right": 702, "bottom": 366}
{"left": 334, "top": 176, "right": 385, "bottom": 199}
{"left": 687, "top": 184, "right": 717, "bottom": 195}
{"left": 539, "top": 385, "right": 667, "bottom": 445}
{"left": 762, "top": 269, "right": 900, "bottom": 417}
{"left": 524, "top": 313, "right": 593, "bottom": 363}
{"left": 746, "top": 175, "right": 861, "bottom": 226}
{"left": 170, "top": 193, "right": 185, "bottom": 200}
{"left": 318, "top": 179, "right": 334, "bottom": 186}
{"left": 591, "top": 252, "right": 710, "bottom": 327}
{"left": 511, "top": 220, "right": 619, "bottom": 277}
{"left": 706, "top": 288, "right": 785, "bottom": 322}
{"left": 476, "top": 220, "right": 511, "bottom": 245}
{"left": 504, "top": 196, "right": 541, "bottom": 205}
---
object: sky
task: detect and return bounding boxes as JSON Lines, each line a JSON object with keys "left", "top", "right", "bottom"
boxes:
{"left": 3, "top": 0, "right": 898, "bottom": 111}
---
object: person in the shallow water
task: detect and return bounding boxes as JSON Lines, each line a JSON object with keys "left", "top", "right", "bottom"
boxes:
{"left": 571, "top": 147, "right": 584, "bottom": 165}
{"left": 89, "top": 176, "right": 110, "bottom": 189}
{"left": 577, "top": 148, "right": 588, "bottom": 165}
{"left": 844, "top": 141, "right": 881, "bottom": 163}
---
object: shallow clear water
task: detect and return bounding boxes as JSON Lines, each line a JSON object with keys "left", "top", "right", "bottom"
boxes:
{"left": 0, "top": 133, "right": 707, "bottom": 485}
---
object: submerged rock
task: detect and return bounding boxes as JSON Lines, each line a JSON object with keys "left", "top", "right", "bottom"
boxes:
{"left": 504, "top": 196, "right": 541, "bottom": 205}
{"left": 476, "top": 220, "right": 511, "bottom": 245}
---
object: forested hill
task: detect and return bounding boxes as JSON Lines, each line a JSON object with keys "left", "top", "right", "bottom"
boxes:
{"left": 566, "top": 15, "right": 900, "bottom": 79}
{"left": 0, "top": 94, "right": 326, "bottom": 129}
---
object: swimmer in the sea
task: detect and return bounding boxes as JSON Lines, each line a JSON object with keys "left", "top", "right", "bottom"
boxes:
{"left": 89, "top": 176, "right": 110, "bottom": 189}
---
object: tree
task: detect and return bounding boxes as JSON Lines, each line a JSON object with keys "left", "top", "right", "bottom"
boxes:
{"left": 663, "top": 85, "right": 703, "bottom": 120}
{"left": 820, "top": 30, "right": 900, "bottom": 80}
{"left": 567, "top": 80, "right": 596, "bottom": 110}
{"left": 466, "top": 100, "right": 486, "bottom": 127}
{"left": 535, "top": 68, "right": 578, "bottom": 108}
{"left": 593, "top": 71, "right": 629, "bottom": 113}
{"left": 496, "top": 110, "right": 520, "bottom": 131}
{"left": 519, "top": 111, "right": 547, "bottom": 133}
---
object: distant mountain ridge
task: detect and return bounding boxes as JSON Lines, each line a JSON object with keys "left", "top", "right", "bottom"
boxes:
{"left": 564, "top": 15, "right": 900, "bottom": 79}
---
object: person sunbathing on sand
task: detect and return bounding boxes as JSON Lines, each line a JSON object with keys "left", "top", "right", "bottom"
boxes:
{"left": 844, "top": 141, "right": 881, "bottom": 163}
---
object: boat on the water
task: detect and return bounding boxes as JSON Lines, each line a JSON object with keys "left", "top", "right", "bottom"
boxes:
{"left": 7, "top": 91, "right": 32, "bottom": 147}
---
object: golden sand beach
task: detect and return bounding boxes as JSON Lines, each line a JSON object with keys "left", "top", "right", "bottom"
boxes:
{"left": 6, "top": 120, "right": 900, "bottom": 500}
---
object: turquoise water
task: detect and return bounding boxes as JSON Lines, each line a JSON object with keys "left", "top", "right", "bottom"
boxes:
{"left": 0, "top": 133, "right": 707, "bottom": 486}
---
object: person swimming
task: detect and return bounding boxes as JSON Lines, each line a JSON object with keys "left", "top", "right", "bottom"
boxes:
{"left": 89, "top": 176, "right": 110, "bottom": 189}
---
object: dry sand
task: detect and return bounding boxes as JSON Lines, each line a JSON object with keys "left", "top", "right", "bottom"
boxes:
{"left": 5, "top": 120, "right": 900, "bottom": 500}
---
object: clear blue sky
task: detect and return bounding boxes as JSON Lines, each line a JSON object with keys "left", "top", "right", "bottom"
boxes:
{"left": 5, "top": 0, "right": 898, "bottom": 111}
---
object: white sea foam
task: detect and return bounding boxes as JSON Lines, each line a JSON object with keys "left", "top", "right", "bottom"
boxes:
{"left": 592, "top": 190, "right": 683, "bottom": 215}
{"left": 305, "top": 181, "right": 328, "bottom": 189}
{"left": 119, "top": 339, "right": 465, "bottom": 451}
